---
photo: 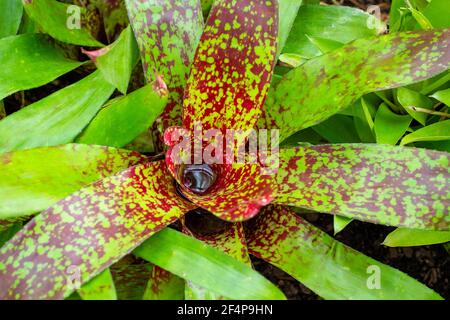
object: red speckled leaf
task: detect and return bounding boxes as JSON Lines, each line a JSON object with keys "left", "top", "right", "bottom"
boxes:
{"left": 125, "top": 0, "right": 203, "bottom": 132}
{"left": 261, "top": 29, "right": 450, "bottom": 141}
{"left": 274, "top": 145, "right": 450, "bottom": 230}
{"left": 182, "top": 0, "right": 278, "bottom": 132}
{"left": 110, "top": 255, "right": 152, "bottom": 300}
{"left": 0, "top": 160, "right": 195, "bottom": 299}
{"left": 247, "top": 205, "right": 442, "bottom": 299}
{"left": 143, "top": 265, "right": 185, "bottom": 300}
{"left": 173, "top": 163, "right": 277, "bottom": 222}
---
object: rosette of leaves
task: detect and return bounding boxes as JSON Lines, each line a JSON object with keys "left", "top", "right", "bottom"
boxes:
{"left": 0, "top": 0, "right": 449, "bottom": 300}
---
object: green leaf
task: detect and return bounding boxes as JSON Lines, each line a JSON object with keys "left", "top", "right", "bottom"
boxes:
{"left": 397, "top": 87, "right": 435, "bottom": 125}
{"left": 82, "top": 26, "right": 139, "bottom": 94}
{"left": 77, "top": 268, "right": 117, "bottom": 300}
{"left": 275, "top": 144, "right": 450, "bottom": 230}
{"left": 277, "top": 0, "right": 302, "bottom": 56}
{"left": 375, "top": 103, "right": 412, "bottom": 145}
{"left": 422, "top": 0, "right": 450, "bottom": 28}
{"left": 125, "top": 0, "right": 203, "bottom": 130}
{"left": 23, "top": 0, "right": 103, "bottom": 46}
{"left": 431, "top": 87, "right": 450, "bottom": 106}
{"left": 76, "top": 84, "right": 168, "bottom": 147}
{"left": 0, "top": 223, "right": 22, "bottom": 248}
{"left": 312, "top": 115, "right": 360, "bottom": 143}
{"left": 333, "top": 215, "right": 352, "bottom": 235}
{"left": 264, "top": 29, "right": 450, "bottom": 141}
{"left": 184, "top": 223, "right": 251, "bottom": 300}
{"left": 283, "top": 4, "right": 383, "bottom": 58}
{"left": 247, "top": 206, "right": 442, "bottom": 300}
{"left": 0, "top": 0, "right": 23, "bottom": 38}
{"left": 0, "top": 71, "right": 115, "bottom": 153}
{"left": 0, "top": 144, "right": 147, "bottom": 219}
{"left": 182, "top": 0, "right": 278, "bottom": 133}
{"left": 143, "top": 266, "right": 185, "bottom": 300}
{"left": 0, "top": 160, "right": 194, "bottom": 299}
{"left": 110, "top": 257, "right": 153, "bottom": 300}
{"left": 353, "top": 98, "right": 376, "bottom": 143}
{"left": 0, "top": 33, "right": 83, "bottom": 101}
{"left": 306, "top": 35, "right": 344, "bottom": 54}
{"left": 134, "top": 228, "right": 286, "bottom": 300}
{"left": 401, "top": 120, "right": 450, "bottom": 145}
{"left": 383, "top": 228, "right": 450, "bottom": 247}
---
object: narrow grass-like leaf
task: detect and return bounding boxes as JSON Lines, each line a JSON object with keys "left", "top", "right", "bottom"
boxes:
{"left": 77, "top": 268, "right": 117, "bottom": 300}
{"left": 247, "top": 206, "right": 442, "bottom": 300}
{"left": 0, "top": 0, "right": 23, "bottom": 38}
{"left": 263, "top": 29, "right": 450, "bottom": 141}
{"left": 125, "top": 0, "right": 203, "bottom": 130}
{"left": 76, "top": 84, "right": 168, "bottom": 147}
{"left": 275, "top": 144, "right": 450, "bottom": 230}
{"left": 0, "top": 144, "right": 147, "bottom": 219}
{"left": 0, "top": 33, "right": 83, "bottom": 100}
{"left": 375, "top": 103, "right": 412, "bottom": 145}
{"left": 82, "top": 26, "right": 139, "bottom": 94}
{"left": 23, "top": 0, "right": 103, "bottom": 46}
{"left": 182, "top": 0, "right": 278, "bottom": 132}
{"left": 401, "top": 120, "right": 450, "bottom": 145}
{"left": 0, "top": 161, "right": 195, "bottom": 299}
{"left": 134, "top": 227, "right": 286, "bottom": 300}
{"left": 0, "top": 71, "right": 115, "bottom": 153}
{"left": 383, "top": 228, "right": 450, "bottom": 247}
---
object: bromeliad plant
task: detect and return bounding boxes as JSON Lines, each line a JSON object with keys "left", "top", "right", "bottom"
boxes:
{"left": 0, "top": 0, "right": 449, "bottom": 300}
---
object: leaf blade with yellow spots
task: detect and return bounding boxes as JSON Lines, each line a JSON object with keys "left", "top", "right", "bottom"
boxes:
{"left": 263, "top": 29, "right": 450, "bottom": 141}
{"left": 274, "top": 144, "right": 450, "bottom": 230}
{"left": 247, "top": 206, "right": 443, "bottom": 299}
{"left": 182, "top": 0, "right": 278, "bottom": 132}
{"left": 0, "top": 160, "right": 195, "bottom": 299}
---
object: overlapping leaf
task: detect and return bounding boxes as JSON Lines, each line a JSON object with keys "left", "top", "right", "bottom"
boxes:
{"left": 0, "top": 0, "right": 23, "bottom": 38}
{"left": 143, "top": 266, "right": 185, "bottom": 300}
{"left": 23, "top": 0, "right": 103, "bottom": 46}
{"left": 82, "top": 26, "right": 139, "bottom": 94}
{"left": 274, "top": 144, "right": 450, "bottom": 230}
{"left": 76, "top": 84, "right": 168, "bottom": 147}
{"left": 0, "top": 144, "right": 147, "bottom": 219}
{"left": 0, "top": 33, "right": 83, "bottom": 101}
{"left": 134, "top": 227, "right": 285, "bottom": 300}
{"left": 263, "top": 29, "right": 450, "bottom": 141}
{"left": 171, "top": 164, "right": 277, "bottom": 222}
{"left": 125, "top": 0, "right": 203, "bottom": 131}
{"left": 383, "top": 228, "right": 450, "bottom": 247}
{"left": 0, "top": 71, "right": 115, "bottom": 153}
{"left": 282, "top": 4, "right": 384, "bottom": 59}
{"left": 182, "top": 0, "right": 278, "bottom": 132}
{"left": 247, "top": 206, "right": 442, "bottom": 299}
{"left": 77, "top": 268, "right": 117, "bottom": 300}
{"left": 401, "top": 120, "right": 450, "bottom": 145}
{"left": 184, "top": 222, "right": 250, "bottom": 299}
{"left": 0, "top": 160, "right": 195, "bottom": 299}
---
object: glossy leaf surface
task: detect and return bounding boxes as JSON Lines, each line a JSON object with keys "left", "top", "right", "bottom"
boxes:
{"left": 247, "top": 206, "right": 442, "bottom": 299}
{"left": 0, "top": 71, "right": 115, "bottom": 153}
{"left": 0, "top": 144, "right": 147, "bottom": 219}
